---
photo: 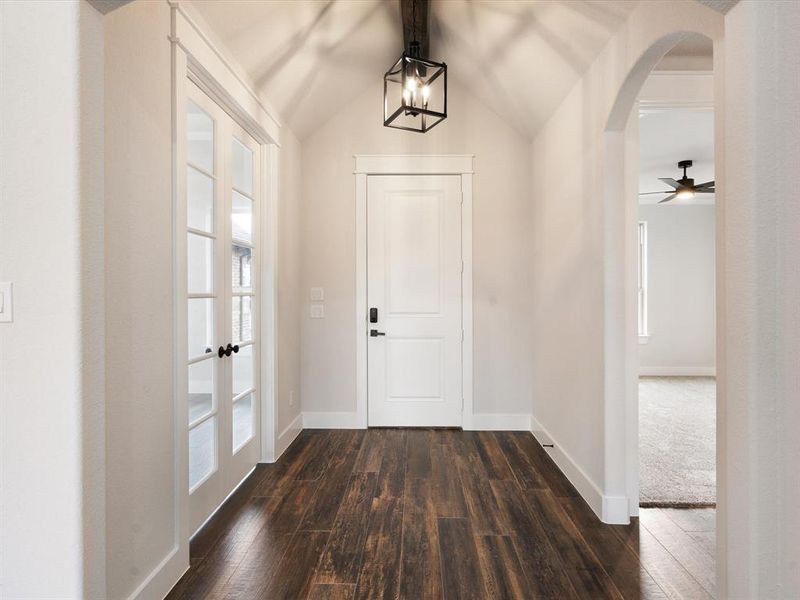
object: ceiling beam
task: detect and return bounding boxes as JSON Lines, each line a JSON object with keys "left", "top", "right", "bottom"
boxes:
{"left": 400, "top": 0, "right": 429, "bottom": 57}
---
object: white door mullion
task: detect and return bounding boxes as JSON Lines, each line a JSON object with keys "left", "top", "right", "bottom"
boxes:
{"left": 218, "top": 114, "right": 233, "bottom": 481}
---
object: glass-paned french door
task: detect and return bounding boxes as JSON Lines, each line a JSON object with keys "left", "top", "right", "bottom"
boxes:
{"left": 186, "top": 81, "right": 261, "bottom": 534}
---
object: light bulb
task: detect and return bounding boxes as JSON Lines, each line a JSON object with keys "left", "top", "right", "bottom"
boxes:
{"left": 405, "top": 76, "right": 418, "bottom": 91}
{"left": 422, "top": 85, "right": 431, "bottom": 101}
{"left": 676, "top": 189, "right": 695, "bottom": 200}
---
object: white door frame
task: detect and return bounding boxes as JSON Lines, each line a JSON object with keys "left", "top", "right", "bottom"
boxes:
{"left": 354, "top": 155, "right": 476, "bottom": 429}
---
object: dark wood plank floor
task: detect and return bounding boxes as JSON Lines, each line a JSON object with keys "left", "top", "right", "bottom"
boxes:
{"left": 167, "top": 429, "right": 715, "bottom": 599}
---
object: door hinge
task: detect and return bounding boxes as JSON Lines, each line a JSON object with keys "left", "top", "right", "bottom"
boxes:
{"left": 460, "top": 260, "right": 465, "bottom": 274}
{"left": 461, "top": 329, "right": 465, "bottom": 342}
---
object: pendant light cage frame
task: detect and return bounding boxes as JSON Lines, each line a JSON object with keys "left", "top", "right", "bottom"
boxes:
{"left": 384, "top": 51, "right": 447, "bottom": 133}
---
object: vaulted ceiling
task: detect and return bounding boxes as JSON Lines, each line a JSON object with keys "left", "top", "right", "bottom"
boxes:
{"left": 189, "top": 0, "right": 638, "bottom": 140}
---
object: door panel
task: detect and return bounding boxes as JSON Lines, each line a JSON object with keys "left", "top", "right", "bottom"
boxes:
{"left": 367, "top": 175, "right": 463, "bottom": 427}
{"left": 186, "top": 82, "right": 261, "bottom": 533}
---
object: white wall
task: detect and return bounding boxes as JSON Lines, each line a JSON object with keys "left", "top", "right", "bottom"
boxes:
{"left": 721, "top": 1, "right": 800, "bottom": 597}
{"left": 277, "top": 128, "right": 303, "bottom": 437}
{"left": 638, "top": 205, "right": 716, "bottom": 375}
{"left": 0, "top": 1, "right": 105, "bottom": 596}
{"left": 104, "top": 2, "right": 175, "bottom": 598}
{"left": 300, "top": 81, "right": 533, "bottom": 423}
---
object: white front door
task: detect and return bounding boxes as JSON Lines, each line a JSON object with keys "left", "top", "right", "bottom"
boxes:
{"left": 367, "top": 175, "right": 463, "bottom": 427}
{"left": 186, "top": 81, "right": 261, "bottom": 534}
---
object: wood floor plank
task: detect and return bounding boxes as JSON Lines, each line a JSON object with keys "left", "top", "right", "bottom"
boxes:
{"left": 489, "top": 480, "right": 576, "bottom": 598}
{"left": 309, "top": 584, "right": 356, "bottom": 600}
{"left": 262, "top": 530, "right": 330, "bottom": 600}
{"left": 406, "top": 429, "right": 433, "bottom": 478}
{"left": 216, "top": 530, "right": 295, "bottom": 600}
{"left": 661, "top": 508, "right": 716, "bottom": 533}
{"left": 315, "top": 473, "right": 378, "bottom": 584}
{"left": 526, "top": 490, "right": 623, "bottom": 599}
{"left": 494, "top": 431, "right": 548, "bottom": 491}
{"left": 375, "top": 429, "right": 407, "bottom": 500}
{"left": 633, "top": 524, "right": 712, "bottom": 600}
{"left": 455, "top": 438, "right": 508, "bottom": 535}
{"left": 300, "top": 430, "right": 366, "bottom": 531}
{"left": 475, "top": 535, "right": 534, "bottom": 600}
{"left": 400, "top": 478, "right": 443, "bottom": 600}
{"left": 188, "top": 466, "right": 271, "bottom": 559}
{"left": 640, "top": 509, "right": 715, "bottom": 596}
{"left": 354, "top": 496, "right": 404, "bottom": 600}
{"left": 353, "top": 429, "right": 386, "bottom": 473}
{"left": 438, "top": 518, "right": 488, "bottom": 600}
{"left": 690, "top": 531, "right": 716, "bottom": 557}
{"left": 510, "top": 432, "right": 580, "bottom": 497}
{"left": 430, "top": 443, "right": 468, "bottom": 518}
{"left": 559, "top": 497, "right": 668, "bottom": 600}
{"left": 295, "top": 430, "right": 341, "bottom": 481}
{"left": 252, "top": 430, "right": 323, "bottom": 497}
{"left": 474, "top": 432, "right": 514, "bottom": 480}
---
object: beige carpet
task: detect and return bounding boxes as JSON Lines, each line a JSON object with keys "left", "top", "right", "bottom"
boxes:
{"left": 639, "top": 376, "right": 716, "bottom": 507}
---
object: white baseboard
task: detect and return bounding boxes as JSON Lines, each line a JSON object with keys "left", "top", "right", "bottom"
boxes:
{"left": 127, "top": 544, "right": 186, "bottom": 600}
{"left": 464, "top": 413, "right": 531, "bottom": 431}
{"left": 303, "top": 411, "right": 362, "bottom": 429}
{"left": 530, "top": 417, "right": 630, "bottom": 525}
{"left": 639, "top": 366, "right": 716, "bottom": 377}
{"left": 275, "top": 412, "right": 303, "bottom": 460}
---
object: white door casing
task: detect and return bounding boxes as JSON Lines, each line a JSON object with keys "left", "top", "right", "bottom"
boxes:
{"left": 367, "top": 175, "right": 463, "bottom": 427}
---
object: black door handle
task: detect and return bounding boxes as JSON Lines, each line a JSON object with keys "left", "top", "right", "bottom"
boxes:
{"left": 370, "top": 329, "right": 386, "bottom": 337}
{"left": 369, "top": 307, "right": 378, "bottom": 323}
{"left": 219, "top": 343, "right": 240, "bottom": 357}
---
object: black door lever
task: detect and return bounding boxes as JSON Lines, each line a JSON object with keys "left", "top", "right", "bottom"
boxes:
{"left": 370, "top": 329, "right": 386, "bottom": 337}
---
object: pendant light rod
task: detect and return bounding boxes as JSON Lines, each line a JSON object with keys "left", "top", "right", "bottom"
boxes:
{"left": 401, "top": 0, "right": 429, "bottom": 58}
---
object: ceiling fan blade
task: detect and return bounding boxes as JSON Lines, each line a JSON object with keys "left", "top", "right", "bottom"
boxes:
{"left": 695, "top": 180, "right": 715, "bottom": 189}
{"left": 639, "top": 191, "right": 673, "bottom": 195}
{"left": 659, "top": 178, "right": 682, "bottom": 189}
{"left": 696, "top": 188, "right": 715, "bottom": 194}
{"left": 658, "top": 193, "right": 678, "bottom": 204}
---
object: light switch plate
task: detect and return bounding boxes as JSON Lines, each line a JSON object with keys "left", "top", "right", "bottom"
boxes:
{"left": 310, "top": 287, "right": 324, "bottom": 302}
{"left": 0, "top": 282, "right": 12, "bottom": 323}
{"left": 310, "top": 303, "right": 324, "bottom": 319}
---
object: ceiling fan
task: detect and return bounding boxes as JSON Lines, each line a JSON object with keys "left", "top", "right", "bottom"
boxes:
{"left": 640, "top": 160, "right": 715, "bottom": 203}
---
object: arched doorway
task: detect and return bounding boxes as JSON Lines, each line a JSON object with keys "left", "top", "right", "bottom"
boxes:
{"left": 601, "top": 25, "right": 724, "bottom": 591}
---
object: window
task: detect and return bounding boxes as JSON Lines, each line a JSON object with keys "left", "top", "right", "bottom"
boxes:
{"left": 638, "top": 221, "right": 649, "bottom": 339}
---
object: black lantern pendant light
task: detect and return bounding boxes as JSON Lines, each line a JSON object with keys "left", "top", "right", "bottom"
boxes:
{"left": 384, "top": 0, "right": 447, "bottom": 133}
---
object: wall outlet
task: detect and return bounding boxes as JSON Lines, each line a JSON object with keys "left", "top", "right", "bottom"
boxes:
{"left": 310, "top": 287, "right": 324, "bottom": 301}
{"left": 310, "top": 303, "right": 324, "bottom": 319}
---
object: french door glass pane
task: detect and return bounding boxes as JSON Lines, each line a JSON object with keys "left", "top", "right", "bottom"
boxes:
{"left": 188, "top": 298, "right": 214, "bottom": 359}
{"left": 231, "top": 191, "right": 253, "bottom": 243}
{"left": 232, "top": 296, "right": 252, "bottom": 343}
{"left": 188, "top": 233, "right": 214, "bottom": 294}
{"left": 188, "top": 359, "right": 215, "bottom": 424}
{"left": 232, "top": 138, "right": 253, "bottom": 196}
{"left": 187, "top": 166, "right": 214, "bottom": 232}
{"left": 187, "top": 101, "right": 214, "bottom": 173}
{"left": 232, "top": 244, "right": 252, "bottom": 292}
{"left": 232, "top": 344, "right": 254, "bottom": 397}
{"left": 232, "top": 393, "right": 254, "bottom": 451}
{"left": 189, "top": 417, "right": 216, "bottom": 489}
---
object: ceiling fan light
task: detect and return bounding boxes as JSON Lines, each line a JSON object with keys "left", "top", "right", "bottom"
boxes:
{"left": 676, "top": 189, "right": 695, "bottom": 200}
